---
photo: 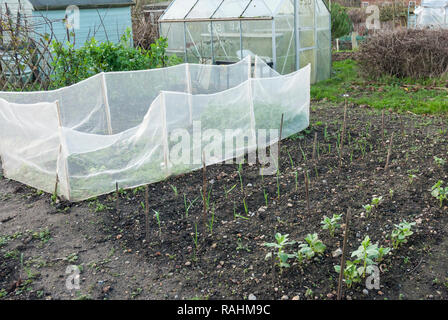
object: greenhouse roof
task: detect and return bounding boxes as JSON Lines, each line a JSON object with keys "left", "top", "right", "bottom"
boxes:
{"left": 160, "top": 0, "right": 290, "bottom": 22}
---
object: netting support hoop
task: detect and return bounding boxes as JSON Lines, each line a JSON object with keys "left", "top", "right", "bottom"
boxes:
{"left": 186, "top": 64, "right": 193, "bottom": 125}
{"left": 101, "top": 72, "right": 113, "bottom": 135}
{"left": 161, "top": 92, "right": 170, "bottom": 176}
{"left": 55, "top": 100, "right": 72, "bottom": 201}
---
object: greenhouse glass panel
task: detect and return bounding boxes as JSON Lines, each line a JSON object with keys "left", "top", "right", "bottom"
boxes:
{"left": 316, "top": 29, "right": 331, "bottom": 81}
{"left": 213, "top": 0, "right": 251, "bottom": 18}
{"left": 274, "top": 1, "right": 295, "bottom": 74}
{"left": 316, "top": 0, "right": 330, "bottom": 29}
{"left": 299, "top": 49, "right": 316, "bottom": 82}
{"left": 241, "top": 20, "right": 273, "bottom": 62}
{"left": 298, "top": 0, "right": 314, "bottom": 28}
{"left": 212, "top": 20, "right": 242, "bottom": 62}
{"left": 242, "top": 0, "right": 273, "bottom": 17}
{"left": 299, "top": 29, "right": 315, "bottom": 48}
{"left": 185, "top": 22, "right": 213, "bottom": 63}
{"left": 160, "top": 0, "right": 198, "bottom": 20}
{"left": 160, "top": 22, "right": 186, "bottom": 61}
{"left": 186, "top": 0, "right": 224, "bottom": 19}
{"left": 264, "top": 0, "right": 284, "bottom": 14}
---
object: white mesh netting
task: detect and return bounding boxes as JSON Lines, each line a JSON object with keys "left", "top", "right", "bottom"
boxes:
{"left": 0, "top": 56, "right": 310, "bottom": 201}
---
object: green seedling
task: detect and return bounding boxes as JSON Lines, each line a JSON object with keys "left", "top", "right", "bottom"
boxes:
{"left": 264, "top": 233, "right": 296, "bottom": 270}
{"left": 297, "top": 233, "right": 326, "bottom": 263}
{"left": 391, "top": 220, "right": 416, "bottom": 249}
{"left": 320, "top": 214, "right": 342, "bottom": 237}
{"left": 377, "top": 246, "right": 392, "bottom": 262}
{"left": 431, "top": 180, "right": 448, "bottom": 207}
{"left": 224, "top": 184, "right": 237, "bottom": 199}
{"left": 434, "top": 156, "right": 446, "bottom": 166}
{"left": 362, "top": 204, "right": 373, "bottom": 218}
{"left": 408, "top": 174, "right": 417, "bottom": 184}
{"left": 208, "top": 205, "right": 215, "bottom": 235}
{"left": 371, "top": 196, "right": 383, "bottom": 206}
{"left": 351, "top": 235, "right": 379, "bottom": 278}
{"left": 170, "top": 185, "right": 178, "bottom": 197}
{"left": 152, "top": 210, "right": 162, "bottom": 236}
{"left": 334, "top": 260, "right": 362, "bottom": 289}
{"left": 183, "top": 195, "right": 198, "bottom": 218}
{"left": 192, "top": 223, "right": 199, "bottom": 261}
{"left": 263, "top": 189, "right": 268, "bottom": 207}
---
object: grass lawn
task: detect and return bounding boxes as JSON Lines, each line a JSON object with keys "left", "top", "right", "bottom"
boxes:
{"left": 311, "top": 59, "right": 448, "bottom": 115}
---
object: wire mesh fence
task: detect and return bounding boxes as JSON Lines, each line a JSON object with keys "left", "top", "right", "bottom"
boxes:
{"left": 0, "top": 1, "right": 162, "bottom": 92}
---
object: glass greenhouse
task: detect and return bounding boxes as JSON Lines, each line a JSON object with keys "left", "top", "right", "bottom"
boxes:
{"left": 159, "top": 0, "right": 331, "bottom": 83}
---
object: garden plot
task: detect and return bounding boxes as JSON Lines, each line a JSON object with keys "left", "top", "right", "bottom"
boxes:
{"left": 0, "top": 101, "right": 447, "bottom": 300}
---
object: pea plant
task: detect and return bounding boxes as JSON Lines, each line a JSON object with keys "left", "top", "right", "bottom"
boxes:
{"left": 391, "top": 220, "right": 416, "bottom": 249}
{"left": 296, "top": 233, "right": 326, "bottom": 263}
{"left": 320, "top": 214, "right": 342, "bottom": 237}
{"left": 264, "top": 233, "right": 296, "bottom": 271}
{"left": 431, "top": 180, "right": 448, "bottom": 207}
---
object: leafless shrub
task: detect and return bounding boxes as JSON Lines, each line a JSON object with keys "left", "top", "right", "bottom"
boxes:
{"left": 356, "top": 29, "right": 448, "bottom": 79}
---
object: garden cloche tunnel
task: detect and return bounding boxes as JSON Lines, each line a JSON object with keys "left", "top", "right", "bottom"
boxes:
{"left": 159, "top": 0, "right": 331, "bottom": 83}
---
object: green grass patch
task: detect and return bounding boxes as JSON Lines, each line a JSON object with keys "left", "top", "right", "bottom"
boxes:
{"left": 311, "top": 59, "right": 448, "bottom": 115}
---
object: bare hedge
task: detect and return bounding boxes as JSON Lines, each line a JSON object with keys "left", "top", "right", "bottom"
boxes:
{"left": 356, "top": 29, "right": 448, "bottom": 79}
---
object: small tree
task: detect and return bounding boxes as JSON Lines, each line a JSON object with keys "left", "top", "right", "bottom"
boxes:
{"left": 331, "top": 3, "right": 352, "bottom": 40}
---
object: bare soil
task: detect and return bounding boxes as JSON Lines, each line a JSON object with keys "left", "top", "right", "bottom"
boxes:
{"left": 1, "top": 101, "right": 447, "bottom": 300}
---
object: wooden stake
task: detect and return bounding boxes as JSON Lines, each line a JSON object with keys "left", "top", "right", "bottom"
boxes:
{"left": 385, "top": 132, "right": 394, "bottom": 171}
{"left": 312, "top": 132, "right": 317, "bottom": 162}
{"left": 202, "top": 152, "right": 207, "bottom": 227}
{"left": 115, "top": 182, "right": 120, "bottom": 219}
{"left": 339, "top": 101, "right": 347, "bottom": 168}
{"left": 337, "top": 208, "right": 351, "bottom": 300}
{"left": 304, "top": 171, "right": 310, "bottom": 214}
{"left": 381, "top": 109, "right": 385, "bottom": 146}
{"left": 145, "top": 185, "right": 150, "bottom": 243}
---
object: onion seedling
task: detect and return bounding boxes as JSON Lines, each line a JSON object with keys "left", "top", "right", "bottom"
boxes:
{"left": 224, "top": 184, "right": 237, "bottom": 199}
{"left": 152, "top": 210, "right": 162, "bottom": 237}
{"left": 170, "top": 185, "right": 178, "bottom": 197}
{"left": 183, "top": 195, "right": 198, "bottom": 218}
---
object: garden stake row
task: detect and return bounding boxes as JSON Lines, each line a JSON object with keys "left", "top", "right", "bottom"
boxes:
{"left": 145, "top": 184, "right": 150, "bottom": 243}
{"left": 337, "top": 208, "right": 351, "bottom": 300}
{"left": 385, "top": 132, "right": 394, "bottom": 171}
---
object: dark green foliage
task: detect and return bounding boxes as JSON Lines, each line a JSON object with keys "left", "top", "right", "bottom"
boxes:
{"left": 50, "top": 29, "right": 181, "bottom": 89}
{"left": 331, "top": 3, "right": 352, "bottom": 40}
